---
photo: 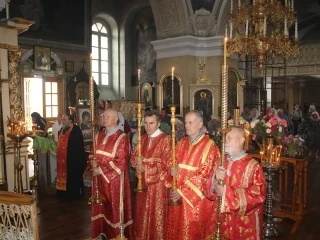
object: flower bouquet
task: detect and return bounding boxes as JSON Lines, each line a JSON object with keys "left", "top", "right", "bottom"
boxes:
{"left": 283, "top": 135, "right": 304, "bottom": 157}
{"left": 251, "top": 116, "right": 287, "bottom": 141}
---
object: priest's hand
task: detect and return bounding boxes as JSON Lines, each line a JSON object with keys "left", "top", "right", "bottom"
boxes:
{"left": 93, "top": 167, "right": 102, "bottom": 176}
{"left": 170, "top": 190, "right": 181, "bottom": 202}
{"left": 136, "top": 164, "right": 145, "bottom": 174}
{"left": 215, "top": 184, "right": 224, "bottom": 197}
{"left": 215, "top": 166, "right": 227, "bottom": 182}
{"left": 136, "top": 157, "right": 143, "bottom": 166}
{"left": 171, "top": 166, "right": 179, "bottom": 177}
{"left": 91, "top": 159, "right": 98, "bottom": 169}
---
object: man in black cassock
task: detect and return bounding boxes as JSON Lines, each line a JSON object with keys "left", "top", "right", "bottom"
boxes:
{"left": 56, "top": 114, "right": 86, "bottom": 200}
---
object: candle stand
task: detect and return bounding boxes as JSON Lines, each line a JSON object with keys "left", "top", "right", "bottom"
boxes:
{"left": 7, "top": 132, "right": 27, "bottom": 193}
{"left": 259, "top": 135, "right": 282, "bottom": 238}
{"left": 262, "top": 165, "right": 280, "bottom": 238}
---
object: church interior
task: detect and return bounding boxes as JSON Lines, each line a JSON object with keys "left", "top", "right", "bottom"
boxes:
{"left": 1, "top": 0, "right": 320, "bottom": 239}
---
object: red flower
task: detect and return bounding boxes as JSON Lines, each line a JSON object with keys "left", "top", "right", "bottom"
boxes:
{"left": 270, "top": 118, "right": 278, "bottom": 126}
{"left": 280, "top": 119, "right": 287, "bottom": 127}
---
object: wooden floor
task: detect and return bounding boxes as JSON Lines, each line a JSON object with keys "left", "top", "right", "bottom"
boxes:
{"left": 37, "top": 157, "right": 320, "bottom": 240}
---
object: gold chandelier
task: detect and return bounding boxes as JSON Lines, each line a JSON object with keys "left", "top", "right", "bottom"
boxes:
{"left": 227, "top": 0, "right": 299, "bottom": 67}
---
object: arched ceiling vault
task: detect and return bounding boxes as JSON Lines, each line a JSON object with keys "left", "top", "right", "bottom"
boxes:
{"left": 148, "top": 0, "right": 228, "bottom": 39}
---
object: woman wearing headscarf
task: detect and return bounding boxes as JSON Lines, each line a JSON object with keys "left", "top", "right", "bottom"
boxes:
{"left": 31, "top": 112, "right": 47, "bottom": 131}
{"left": 307, "top": 111, "right": 320, "bottom": 158}
{"left": 249, "top": 108, "right": 261, "bottom": 122}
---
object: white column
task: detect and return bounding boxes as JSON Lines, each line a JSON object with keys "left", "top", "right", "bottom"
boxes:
{"left": 0, "top": 48, "right": 9, "bottom": 185}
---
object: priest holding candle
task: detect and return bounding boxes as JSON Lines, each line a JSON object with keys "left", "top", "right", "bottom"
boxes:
{"left": 130, "top": 110, "right": 172, "bottom": 240}
{"left": 206, "top": 127, "right": 266, "bottom": 240}
{"left": 166, "top": 110, "right": 221, "bottom": 240}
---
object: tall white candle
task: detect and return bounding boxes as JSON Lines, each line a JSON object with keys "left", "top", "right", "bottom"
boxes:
{"left": 138, "top": 69, "right": 141, "bottom": 101}
{"left": 264, "top": 16, "right": 267, "bottom": 37}
{"left": 224, "top": 37, "right": 227, "bottom": 66}
{"left": 230, "top": 22, "right": 233, "bottom": 39}
{"left": 231, "top": 0, "right": 233, "bottom": 12}
{"left": 284, "top": 18, "right": 288, "bottom": 36}
{"left": 238, "top": 0, "right": 241, "bottom": 8}
{"left": 225, "top": 25, "right": 228, "bottom": 40}
{"left": 171, "top": 67, "right": 174, "bottom": 80}
{"left": 171, "top": 67, "right": 175, "bottom": 104}
{"left": 237, "top": 82, "right": 239, "bottom": 106}
{"left": 6, "top": 1, "right": 9, "bottom": 19}
{"left": 89, "top": 54, "right": 92, "bottom": 76}
{"left": 245, "top": 18, "right": 249, "bottom": 36}
{"left": 295, "top": 17, "right": 298, "bottom": 40}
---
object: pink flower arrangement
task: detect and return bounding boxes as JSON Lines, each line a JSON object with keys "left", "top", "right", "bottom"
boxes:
{"left": 284, "top": 135, "right": 304, "bottom": 157}
{"left": 251, "top": 116, "right": 288, "bottom": 141}
{"left": 267, "top": 116, "right": 287, "bottom": 139}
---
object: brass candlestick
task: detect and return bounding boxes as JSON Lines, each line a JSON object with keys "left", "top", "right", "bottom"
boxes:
{"left": 113, "top": 172, "right": 128, "bottom": 240}
{"left": 169, "top": 105, "right": 181, "bottom": 206}
{"left": 88, "top": 73, "right": 105, "bottom": 204}
{"left": 211, "top": 64, "right": 229, "bottom": 240}
{"left": 134, "top": 101, "right": 145, "bottom": 192}
{"left": 233, "top": 108, "right": 240, "bottom": 126}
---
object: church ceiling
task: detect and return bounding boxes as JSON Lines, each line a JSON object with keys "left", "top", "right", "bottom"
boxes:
{"left": 190, "top": 0, "right": 216, "bottom": 12}
{"left": 295, "top": 0, "right": 320, "bottom": 41}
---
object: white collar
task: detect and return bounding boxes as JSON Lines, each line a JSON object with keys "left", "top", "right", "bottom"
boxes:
{"left": 149, "top": 128, "right": 162, "bottom": 138}
{"left": 105, "top": 126, "right": 121, "bottom": 136}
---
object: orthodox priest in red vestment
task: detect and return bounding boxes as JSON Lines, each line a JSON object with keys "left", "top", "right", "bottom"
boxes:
{"left": 166, "top": 111, "right": 220, "bottom": 240}
{"left": 130, "top": 111, "right": 172, "bottom": 240}
{"left": 86, "top": 109, "right": 133, "bottom": 240}
{"left": 206, "top": 127, "right": 266, "bottom": 240}
{"left": 56, "top": 114, "right": 86, "bottom": 200}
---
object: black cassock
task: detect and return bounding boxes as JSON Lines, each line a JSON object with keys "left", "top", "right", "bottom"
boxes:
{"left": 57, "top": 124, "right": 86, "bottom": 200}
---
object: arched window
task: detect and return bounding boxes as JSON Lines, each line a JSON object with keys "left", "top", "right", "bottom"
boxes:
{"left": 91, "top": 21, "right": 110, "bottom": 86}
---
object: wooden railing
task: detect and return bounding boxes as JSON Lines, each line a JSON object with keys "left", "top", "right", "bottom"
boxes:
{"left": 0, "top": 191, "right": 39, "bottom": 240}
{"left": 248, "top": 153, "right": 308, "bottom": 234}
{"left": 275, "top": 157, "right": 308, "bottom": 234}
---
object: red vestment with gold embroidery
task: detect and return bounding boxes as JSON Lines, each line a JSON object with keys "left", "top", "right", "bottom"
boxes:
{"left": 91, "top": 129, "right": 133, "bottom": 240}
{"left": 166, "top": 135, "right": 220, "bottom": 240}
{"left": 56, "top": 124, "right": 73, "bottom": 191}
{"left": 131, "top": 132, "right": 172, "bottom": 240}
{"left": 206, "top": 155, "right": 266, "bottom": 240}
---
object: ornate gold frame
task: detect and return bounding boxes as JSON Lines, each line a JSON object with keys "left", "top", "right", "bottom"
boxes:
{"left": 189, "top": 83, "right": 219, "bottom": 117}
{"left": 192, "top": 89, "right": 215, "bottom": 121}
{"left": 158, "top": 73, "right": 183, "bottom": 117}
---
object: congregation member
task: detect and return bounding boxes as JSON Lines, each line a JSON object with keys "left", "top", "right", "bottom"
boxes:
{"left": 290, "top": 104, "right": 303, "bottom": 135}
{"left": 56, "top": 114, "right": 86, "bottom": 200}
{"left": 31, "top": 112, "right": 47, "bottom": 132}
{"left": 248, "top": 108, "right": 260, "bottom": 122}
{"left": 207, "top": 127, "right": 266, "bottom": 240}
{"left": 240, "top": 106, "right": 251, "bottom": 122}
{"left": 86, "top": 108, "right": 133, "bottom": 240}
{"left": 307, "top": 111, "right": 320, "bottom": 158}
{"left": 167, "top": 110, "right": 220, "bottom": 240}
{"left": 131, "top": 110, "right": 172, "bottom": 240}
